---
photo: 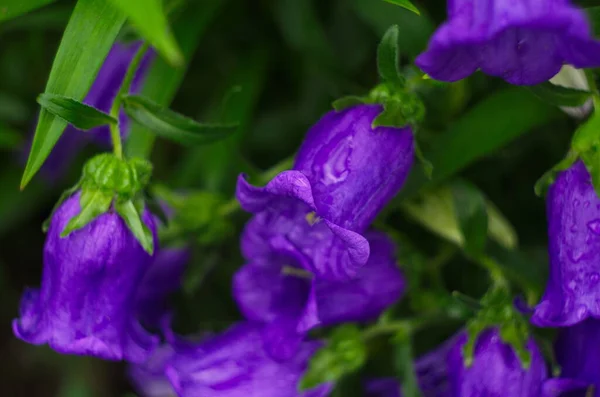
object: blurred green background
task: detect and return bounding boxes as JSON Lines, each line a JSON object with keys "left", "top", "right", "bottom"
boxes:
{"left": 0, "top": 0, "right": 577, "bottom": 395}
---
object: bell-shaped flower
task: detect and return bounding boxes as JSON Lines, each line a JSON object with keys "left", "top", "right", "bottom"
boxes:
{"left": 12, "top": 192, "right": 159, "bottom": 362}
{"left": 129, "top": 322, "right": 333, "bottom": 397}
{"left": 236, "top": 104, "right": 414, "bottom": 280}
{"left": 233, "top": 230, "right": 404, "bottom": 360}
{"left": 415, "top": 0, "right": 600, "bottom": 85}
{"left": 532, "top": 161, "right": 600, "bottom": 327}
{"left": 33, "top": 41, "right": 154, "bottom": 180}
{"left": 554, "top": 318, "right": 600, "bottom": 396}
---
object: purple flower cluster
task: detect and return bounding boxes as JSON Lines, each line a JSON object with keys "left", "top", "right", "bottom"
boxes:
{"left": 234, "top": 104, "right": 413, "bottom": 359}
{"left": 416, "top": 0, "right": 600, "bottom": 85}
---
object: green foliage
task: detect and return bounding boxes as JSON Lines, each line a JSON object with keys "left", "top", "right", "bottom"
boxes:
{"left": 377, "top": 25, "right": 404, "bottom": 88}
{"left": 451, "top": 180, "right": 489, "bottom": 257}
{"left": 21, "top": 0, "right": 126, "bottom": 188}
{"left": 0, "top": 0, "right": 56, "bottom": 22}
{"left": 300, "top": 325, "right": 367, "bottom": 391}
{"left": 37, "top": 93, "right": 116, "bottom": 131}
{"left": 105, "top": 0, "right": 183, "bottom": 66}
{"left": 123, "top": 95, "right": 237, "bottom": 146}
{"left": 527, "top": 82, "right": 592, "bottom": 107}
{"left": 382, "top": 0, "right": 420, "bottom": 15}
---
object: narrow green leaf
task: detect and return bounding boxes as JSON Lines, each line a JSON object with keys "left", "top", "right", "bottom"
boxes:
{"left": 527, "top": 82, "right": 592, "bottom": 107}
{"left": 395, "top": 87, "right": 559, "bottom": 201}
{"left": 393, "top": 331, "right": 423, "bottom": 397}
{"left": 125, "top": 0, "right": 224, "bottom": 158}
{"left": 21, "top": 0, "right": 126, "bottom": 188}
{"left": 37, "top": 93, "right": 116, "bottom": 130}
{"left": 450, "top": 181, "right": 489, "bottom": 257}
{"left": 61, "top": 189, "right": 113, "bottom": 237}
{"left": 0, "top": 0, "right": 56, "bottom": 22}
{"left": 377, "top": 25, "right": 404, "bottom": 87}
{"left": 105, "top": 0, "right": 183, "bottom": 66}
{"left": 382, "top": 0, "right": 420, "bottom": 15}
{"left": 123, "top": 95, "right": 237, "bottom": 146}
{"left": 115, "top": 200, "right": 154, "bottom": 254}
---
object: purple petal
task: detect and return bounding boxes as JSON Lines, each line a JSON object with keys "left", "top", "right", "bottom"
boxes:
{"left": 12, "top": 192, "right": 159, "bottom": 362}
{"left": 416, "top": 0, "right": 600, "bottom": 85}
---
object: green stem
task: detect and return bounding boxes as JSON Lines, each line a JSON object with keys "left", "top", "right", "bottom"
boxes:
{"left": 584, "top": 69, "right": 600, "bottom": 110}
{"left": 109, "top": 42, "right": 149, "bottom": 159}
{"left": 362, "top": 321, "right": 411, "bottom": 340}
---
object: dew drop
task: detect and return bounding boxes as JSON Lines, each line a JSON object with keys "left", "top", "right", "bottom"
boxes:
{"left": 588, "top": 219, "right": 600, "bottom": 235}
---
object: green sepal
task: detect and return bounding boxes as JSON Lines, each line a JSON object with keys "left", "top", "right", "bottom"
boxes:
{"left": 123, "top": 95, "right": 238, "bottom": 146}
{"left": 382, "top": 0, "right": 420, "bottom": 14}
{"left": 534, "top": 150, "right": 578, "bottom": 197}
{"left": 462, "top": 286, "right": 531, "bottom": 369}
{"left": 570, "top": 110, "right": 600, "bottom": 197}
{"left": 376, "top": 25, "right": 404, "bottom": 89}
{"left": 37, "top": 93, "right": 117, "bottom": 131}
{"left": 115, "top": 199, "right": 154, "bottom": 255}
{"left": 332, "top": 96, "right": 366, "bottom": 112}
{"left": 60, "top": 188, "right": 113, "bottom": 237}
{"left": 299, "top": 325, "right": 367, "bottom": 391}
{"left": 42, "top": 180, "right": 82, "bottom": 232}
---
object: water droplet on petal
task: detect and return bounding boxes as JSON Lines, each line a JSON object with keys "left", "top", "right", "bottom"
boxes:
{"left": 588, "top": 219, "right": 600, "bottom": 235}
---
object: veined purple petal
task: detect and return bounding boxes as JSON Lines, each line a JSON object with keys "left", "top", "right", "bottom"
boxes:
{"left": 162, "top": 322, "right": 333, "bottom": 397}
{"left": 532, "top": 161, "right": 600, "bottom": 327}
{"left": 233, "top": 230, "right": 404, "bottom": 360}
{"left": 416, "top": 0, "right": 600, "bottom": 85}
{"left": 236, "top": 105, "right": 413, "bottom": 280}
{"left": 12, "top": 192, "right": 158, "bottom": 362}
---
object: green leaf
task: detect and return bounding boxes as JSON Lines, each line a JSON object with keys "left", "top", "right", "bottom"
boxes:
{"left": 396, "top": 87, "right": 559, "bottom": 200}
{"left": 115, "top": 200, "right": 154, "bottom": 254}
{"left": 527, "top": 82, "right": 592, "bottom": 107}
{"left": 123, "top": 95, "right": 237, "bottom": 146}
{"left": 105, "top": 0, "right": 183, "bottom": 66}
{"left": 376, "top": 25, "right": 404, "bottom": 87}
{"left": 450, "top": 181, "right": 489, "bottom": 257}
{"left": 21, "top": 0, "right": 126, "bottom": 189}
{"left": 382, "top": 0, "right": 420, "bottom": 14}
{"left": 61, "top": 189, "right": 113, "bottom": 237}
{"left": 37, "top": 93, "right": 117, "bottom": 131}
{"left": 0, "top": 0, "right": 56, "bottom": 22}
{"left": 300, "top": 325, "right": 367, "bottom": 391}
{"left": 125, "top": 0, "right": 224, "bottom": 159}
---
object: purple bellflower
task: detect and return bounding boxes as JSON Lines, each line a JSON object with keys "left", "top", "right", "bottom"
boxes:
{"left": 35, "top": 41, "right": 154, "bottom": 180}
{"left": 236, "top": 104, "right": 414, "bottom": 281}
{"left": 532, "top": 161, "right": 600, "bottom": 327}
{"left": 555, "top": 318, "right": 600, "bottom": 396}
{"left": 135, "top": 245, "right": 190, "bottom": 328}
{"left": 12, "top": 192, "right": 159, "bottom": 362}
{"left": 234, "top": 230, "right": 404, "bottom": 360}
{"left": 369, "top": 328, "right": 582, "bottom": 397}
{"left": 415, "top": 0, "right": 600, "bottom": 85}
{"left": 130, "top": 322, "right": 333, "bottom": 397}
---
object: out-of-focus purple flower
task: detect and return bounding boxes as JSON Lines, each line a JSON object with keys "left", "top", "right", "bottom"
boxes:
{"left": 130, "top": 322, "right": 333, "bottom": 397}
{"left": 532, "top": 161, "right": 600, "bottom": 327}
{"left": 233, "top": 230, "right": 404, "bottom": 360}
{"left": 415, "top": 0, "right": 600, "bottom": 85}
{"left": 32, "top": 41, "right": 154, "bottom": 180}
{"left": 237, "top": 104, "right": 414, "bottom": 280}
{"left": 446, "top": 329, "right": 548, "bottom": 397}
{"left": 129, "top": 345, "right": 177, "bottom": 397}
{"left": 12, "top": 192, "right": 159, "bottom": 362}
{"left": 555, "top": 318, "right": 600, "bottom": 396}
{"left": 135, "top": 246, "right": 190, "bottom": 328}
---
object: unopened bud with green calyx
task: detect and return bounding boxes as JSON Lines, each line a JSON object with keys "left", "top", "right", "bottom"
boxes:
{"left": 49, "top": 153, "right": 155, "bottom": 254}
